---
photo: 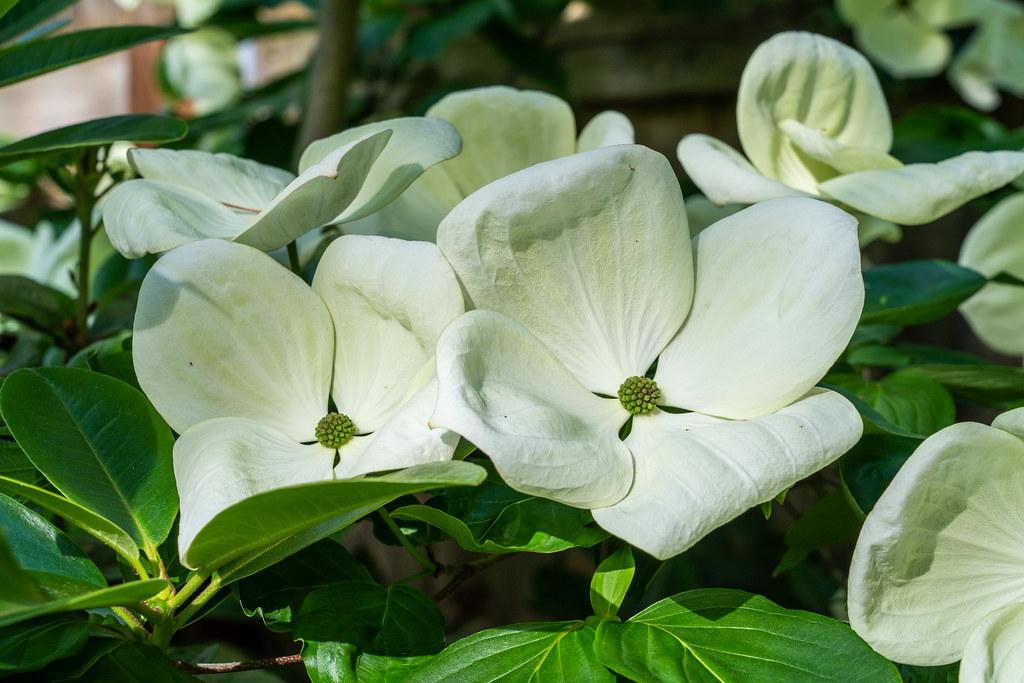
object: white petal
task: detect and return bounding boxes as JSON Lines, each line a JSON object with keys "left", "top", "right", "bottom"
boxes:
{"left": 737, "top": 32, "right": 892, "bottom": 192}
{"left": 576, "top": 111, "right": 635, "bottom": 152}
{"left": 311, "top": 235, "right": 464, "bottom": 431}
{"left": 847, "top": 419, "right": 1024, "bottom": 665}
{"left": 0, "top": 220, "right": 32, "bottom": 274}
{"left": 133, "top": 240, "right": 332, "bottom": 440}
{"left": 438, "top": 144, "right": 693, "bottom": 393}
{"left": 297, "top": 117, "right": 462, "bottom": 224}
{"left": 851, "top": 11, "right": 952, "bottom": 78}
{"left": 592, "top": 389, "right": 861, "bottom": 560}
{"left": 174, "top": 418, "right": 335, "bottom": 565}
{"left": 334, "top": 379, "right": 457, "bottom": 479}
{"left": 656, "top": 198, "right": 863, "bottom": 419}
{"left": 960, "top": 603, "right": 1024, "bottom": 683}
{"left": 683, "top": 194, "right": 745, "bottom": 236}
{"left": 676, "top": 134, "right": 807, "bottom": 205}
{"left": 819, "top": 151, "right": 1024, "bottom": 225}
{"left": 778, "top": 119, "right": 902, "bottom": 174}
{"left": 234, "top": 130, "right": 393, "bottom": 252}
{"left": 432, "top": 310, "right": 633, "bottom": 508}
{"left": 426, "top": 86, "right": 576, "bottom": 197}
{"left": 128, "top": 148, "right": 292, "bottom": 211}
{"left": 948, "top": 3, "right": 1024, "bottom": 112}
{"left": 101, "top": 179, "right": 248, "bottom": 258}
{"left": 959, "top": 193, "right": 1024, "bottom": 355}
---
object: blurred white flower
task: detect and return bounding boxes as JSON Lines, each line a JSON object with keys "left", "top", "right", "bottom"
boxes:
{"left": 161, "top": 28, "right": 241, "bottom": 117}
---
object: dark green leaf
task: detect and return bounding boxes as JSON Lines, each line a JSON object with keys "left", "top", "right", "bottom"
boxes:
{"left": 912, "top": 364, "right": 1024, "bottom": 407}
{"left": 405, "top": 0, "right": 499, "bottom": 59}
{"left": 841, "top": 435, "right": 921, "bottom": 515}
{"left": 861, "top": 260, "right": 985, "bottom": 326}
{"left": 773, "top": 488, "right": 863, "bottom": 576}
{"left": 0, "top": 0, "right": 75, "bottom": 45}
{"left": 826, "top": 369, "right": 956, "bottom": 436}
{"left": 0, "top": 275, "right": 74, "bottom": 340}
{"left": 846, "top": 343, "right": 987, "bottom": 369}
{"left": 0, "top": 367, "right": 178, "bottom": 551}
{"left": 989, "top": 271, "right": 1024, "bottom": 287}
{"left": 898, "top": 662, "right": 959, "bottom": 682}
{"left": 0, "top": 437, "right": 39, "bottom": 484}
{"left": 0, "top": 614, "right": 88, "bottom": 675}
{"left": 590, "top": 546, "right": 634, "bottom": 619}
{"left": 0, "top": 115, "right": 187, "bottom": 165}
{"left": 0, "top": 25, "right": 186, "bottom": 89}
{"left": 595, "top": 589, "right": 899, "bottom": 682}
{"left": 74, "top": 641, "right": 199, "bottom": 682}
{"left": 406, "top": 621, "right": 612, "bottom": 683}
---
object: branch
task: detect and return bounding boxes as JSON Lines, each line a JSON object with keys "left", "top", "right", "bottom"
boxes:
{"left": 174, "top": 654, "right": 303, "bottom": 674}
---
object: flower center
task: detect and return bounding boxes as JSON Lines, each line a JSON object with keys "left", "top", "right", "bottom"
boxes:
{"left": 315, "top": 412, "right": 356, "bottom": 449}
{"left": 617, "top": 376, "right": 661, "bottom": 416}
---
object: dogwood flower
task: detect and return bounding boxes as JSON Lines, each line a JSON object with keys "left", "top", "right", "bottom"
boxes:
{"left": 958, "top": 193, "right": 1024, "bottom": 356}
{"left": 306, "top": 86, "right": 634, "bottom": 241}
{"left": 161, "top": 27, "right": 241, "bottom": 117}
{"left": 0, "top": 219, "right": 111, "bottom": 295}
{"left": 114, "top": 0, "right": 222, "bottom": 27}
{"left": 677, "top": 32, "right": 1024, "bottom": 229}
{"left": 132, "top": 236, "right": 463, "bottom": 561}
{"left": 101, "top": 117, "right": 461, "bottom": 258}
{"left": 948, "top": 0, "right": 1024, "bottom": 111}
{"left": 431, "top": 144, "right": 865, "bottom": 559}
{"left": 848, "top": 408, "right": 1024, "bottom": 680}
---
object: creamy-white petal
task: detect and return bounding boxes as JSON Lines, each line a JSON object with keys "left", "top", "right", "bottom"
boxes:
{"left": 849, "top": 9, "right": 952, "bottom": 78}
{"left": 847, "top": 419, "right": 1024, "bottom": 665}
{"left": 439, "top": 144, "right": 693, "bottom": 394}
{"left": 576, "top": 111, "right": 635, "bottom": 152}
{"left": 737, "top": 32, "right": 892, "bottom": 192}
{"left": 133, "top": 240, "right": 332, "bottom": 441}
{"left": 656, "top": 198, "right": 863, "bottom": 420}
{"left": 959, "top": 193, "right": 1024, "bottom": 356}
{"left": 312, "top": 235, "right": 463, "bottom": 431}
{"left": 677, "top": 134, "right": 807, "bottom": 205}
{"left": 174, "top": 418, "right": 335, "bottom": 566}
{"left": 818, "top": 150, "right": 1024, "bottom": 225}
{"left": 777, "top": 119, "right": 902, "bottom": 175}
{"left": 592, "top": 389, "right": 861, "bottom": 560}
{"left": 432, "top": 310, "right": 633, "bottom": 509}
{"left": 960, "top": 602, "right": 1024, "bottom": 683}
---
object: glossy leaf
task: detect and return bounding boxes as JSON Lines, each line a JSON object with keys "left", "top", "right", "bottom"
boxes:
{"left": 773, "top": 488, "right": 862, "bottom": 576}
{"left": 187, "top": 461, "right": 486, "bottom": 576}
{"left": 0, "top": 275, "right": 74, "bottom": 340}
{"left": 840, "top": 434, "right": 921, "bottom": 514}
{"left": 826, "top": 369, "right": 956, "bottom": 437}
{"left": 0, "top": 25, "right": 185, "bottom": 89}
{"left": 0, "top": 368, "right": 177, "bottom": 551}
{"left": 0, "top": 115, "right": 187, "bottom": 165}
{"left": 861, "top": 260, "right": 986, "bottom": 326}
{"left": 913, "top": 364, "right": 1024, "bottom": 407}
{"left": 595, "top": 590, "right": 900, "bottom": 682}
{"left": 0, "top": 0, "right": 74, "bottom": 45}
{"left": 406, "top": 621, "right": 613, "bottom": 683}
{"left": 0, "top": 614, "right": 88, "bottom": 675}
{"left": 0, "top": 438, "right": 39, "bottom": 484}
{"left": 72, "top": 641, "right": 199, "bottom": 682}
{"left": 590, "top": 546, "right": 635, "bottom": 619}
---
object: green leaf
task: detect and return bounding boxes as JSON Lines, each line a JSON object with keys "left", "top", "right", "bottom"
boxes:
{"left": 237, "top": 539, "right": 371, "bottom": 632}
{"left": 0, "top": 367, "right": 178, "bottom": 551}
{"left": 773, "top": 488, "right": 863, "bottom": 576}
{"left": 846, "top": 343, "right": 986, "bottom": 369}
{"left": 840, "top": 434, "right": 920, "bottom": 515}
{"left": 406, "top": 621, "right": 613, "bottom": 683}
{"left": 0, "top": 0, "right": 74, "bottom": 45}
{"left": 392, "top": 462, "right": 606, "bottom": 554}
{"left": 0, "top": 437, "right": 39, "bottom": 484}
{"left": 826, "top": 369, "right": 956, "bottom": 437}
{"left": 590, "top": 546, "right": 635, "bottom": 619}
{"left": 0, "top": 275, "right": 74, "bottom": 341}
{"left": 188, "top": 461, "right": 486, "bottom": 578}
{"left": 0, "top": 580, "right": 168, "bottom": 629}
{"left": 912, "top": 364, "right": 1024, "bottom": 407}
{"left": 0, "top": 614, "right": 89, "bottom": 675}
{"left": 595, "top": 589, "right": 899, "bottom": 682}
{"left": 0, "top": 25, "right": 186, "bottom": 89}
{"left": 898, "top": 662, "right": 959, "bottom": 682}
{"left": 73, "top": 641, "right": 199, "bottom": 682}
{"left": 0, "top": 1, "right": 17, "bottom": 24}
{"left": 0, "top": 475, "right": 138, "bottom": 565}
{"left": 0, "top": 115, "right": 187, "bottom": 165}
{"left": 861, "top": 260, "right": 986, "bottom": 326}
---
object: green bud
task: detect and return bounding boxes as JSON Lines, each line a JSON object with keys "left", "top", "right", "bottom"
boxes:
{"left": 315, "top": 412, "right": 356, "bottom": 449}
{"left": 617, "top": 376, "right": 661, "bottom": 416}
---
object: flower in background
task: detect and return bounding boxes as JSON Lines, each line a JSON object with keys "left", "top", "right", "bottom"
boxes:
{"left": 306, "top": 85, "right": 635, "bottom": 241}
{"left": 431, "top": 145, "right": 864, "bottom": 559}
{"left": 114, "top": 0, "right": 223, "bottom": 27}
{"left": 948, "top": 1, "right": 1024, "bottom": 111}
{"left": 848, "top": 408, "right": 1024, "bottom": 680}
{"left": 677, "top": 32, "right": 1024, "bottom": 236}
{"left": 0, "top": 219, "right": 111, "bottom": 296}
{"left": 161, "top": 28, "right": 241, "bottom": 117}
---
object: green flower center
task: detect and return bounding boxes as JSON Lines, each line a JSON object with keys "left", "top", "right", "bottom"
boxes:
{"left": 315, "top": 412, "right": 356, "bottom": 449}
{"left": 617, "top": 376, "right": 661, "bottom": 416}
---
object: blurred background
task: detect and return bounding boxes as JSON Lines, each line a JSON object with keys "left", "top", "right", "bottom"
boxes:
{"left": 1, "top": 0, "right": 1021, "bottom": 678}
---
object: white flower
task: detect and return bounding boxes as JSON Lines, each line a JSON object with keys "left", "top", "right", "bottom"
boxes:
{"left": 161, "top": 28, "right": 241, "bottom": 117}
{"left": 114, "top": 0, "right": 222, "bottom": 27}
{"left": 958, "top": 193, "right": 1024, "bottom": 356}
{"left": 430, "top": 144, "right": 865, "bottom": 559}
{"left": 0, "top": 219, "right": 111, "bottom": 295}
{"left": 132, "top": 236, "right": 464, "bottom": 561}
{"left": 101, "top": 117, "right": 462, "bottom": 258}
{"left": 948, "top": 1, "right": 1024, "bottom": 111}
{"left": 847, "top": 408, "right": 1024, "bottom": 681}
{"left": 677, "top": 31, "right": 1024, "bottom": 227}
{"left": 313, "top": 85, "right": 635, "bottom": 242}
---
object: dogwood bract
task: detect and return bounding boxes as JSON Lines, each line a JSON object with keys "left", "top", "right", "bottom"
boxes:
{"left": 848, "top": 408, "right": 1024, "bottom": 681}
{"left": 431, "top": 144, "right": 865, "bottom": 559}
{"left": 677, "top": 31, "right": 1024, "bottom": 228}
{"left": 102, "top": 117, "right": 461, "bottom": 258}
{"left": 311, "top": 85, "right": 634, "bottom": 242}
{"left": 132, "top": 236, "right": 463, "bottom": 562}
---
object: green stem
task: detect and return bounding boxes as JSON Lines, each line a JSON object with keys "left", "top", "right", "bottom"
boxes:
{"left": 167, "top": 571, "right": 209, "bottom": 610}
{"left": 286, "top": 241, "right": 302, "bottom": 276}
{"left": 377, "top": 509, "right": 434, "bottom": 573}
{"left": 175, "top": 574, "right": 222, "bottom": 627}
{"left": 72, "top": 151, "right": 98, "bottom": 349}
{"left": 111, "top": 606, "right": 149, "bottom": 641}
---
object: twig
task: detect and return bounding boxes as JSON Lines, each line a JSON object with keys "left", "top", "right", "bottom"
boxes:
{"left": 174, "top": 654, "right": 303, "bottom": 674}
